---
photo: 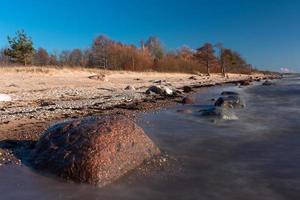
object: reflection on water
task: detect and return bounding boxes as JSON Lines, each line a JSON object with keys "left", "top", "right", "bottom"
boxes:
{"left": 1, "top": 75, "right": 300, "bottom": 200}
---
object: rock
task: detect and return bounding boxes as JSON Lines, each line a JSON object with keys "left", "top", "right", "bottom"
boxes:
{"left": 124, "top": 85, "right": 136, "bottom": 90}
{"left": 199, "top": 107, "right": 238, "bottom": 120}
{"left": 153, "top": 80, "right": 164, "bottom": 84}
{"left": 221, "top": 91, "right": 239, "bottom": 96}
{"left": 39, "top": 100, "right": 56, "bottom": 107}
{"left": 88, "top": 74, "right": 108, "bottom": 81}
{"left": 188, "top": 76, "right": 197, "bottom": 80}
{"left": 183, "top": 86, "right": 193, "bottom": 93}
{"left": 262, "top": 80, "right": 273, "bottom": 86}
{"left": 214, "top": 96, "right": 245, "bottom": 108}
{"left": 146, "top": 85, "right": 174, "bottom": 96}
{"left": 30, "top": 115, "right": 160, "bottom": 187}
{"left": 182, "top": 97, "right": 195, "bottom": 104}
{"left": 239, "top": 80, "right": 251, "bottom": 86}
{"left": 0, "top": 94, "right": 12, "bottom": 102}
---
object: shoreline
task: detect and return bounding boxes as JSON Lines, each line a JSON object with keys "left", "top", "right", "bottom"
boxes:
{"left": 0, "top": 68, "right": 278, "bottom": 166}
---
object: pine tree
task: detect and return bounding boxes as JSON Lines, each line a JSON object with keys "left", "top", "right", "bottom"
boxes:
{"left": 195, "top": 43, "right": 219, "bottom": 75}
{"left": 4, "top": 30, "right": 35, "bottom": 65}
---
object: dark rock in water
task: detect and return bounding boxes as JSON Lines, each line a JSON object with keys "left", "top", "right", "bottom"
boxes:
{"left": 182, "top": 97, "right": 195, "bottom": 104}
{"left": 214, "top": 96, "right": 245, "bottom": 108}
{"left": 239, "top": 80, "right": 251, "bottom": 86}
{"left": 262, "top": 80, "right": 273, "bottom": 86}
{"left": 183, "top": 86, "right": 193, "bottom": 93}
{"left": 30, "top": 115, "right": 160, "bottom": 187}
{"left": 199, "top": 107, "right": 238, "bottom": 120}
{"left": 221, "top": 91, "right": 239, "bottom": 96}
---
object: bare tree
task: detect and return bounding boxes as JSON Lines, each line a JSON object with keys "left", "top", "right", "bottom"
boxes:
{"left": 145, "top": 36, "right": 164, "bottom": 60}
{"left": 91, "top": 35, "right": 113, "bottom": 68}
{"left": 69, "top": 49, "right": 83, "bottom": 66}
{"left": 215, "top": 43, "right": 226, "bottom": 77}
{"left": 34, "top": 48, "right": 49, "bottom": 66}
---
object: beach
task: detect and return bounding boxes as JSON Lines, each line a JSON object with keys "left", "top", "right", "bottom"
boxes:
{"left": 0, "top": 74, "right": 299, "bottom": 200}
{"left": 0, "top": 68, "right": 272, "bottom": 144}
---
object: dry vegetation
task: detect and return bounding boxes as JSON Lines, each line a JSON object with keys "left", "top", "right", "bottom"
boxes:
{"left": 0, "top": 31, "right": 266, "bottom": 75}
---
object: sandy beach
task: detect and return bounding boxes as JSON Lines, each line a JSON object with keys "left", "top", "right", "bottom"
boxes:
{"left": 0, "top": 67, "right": 274, "bottom": 166}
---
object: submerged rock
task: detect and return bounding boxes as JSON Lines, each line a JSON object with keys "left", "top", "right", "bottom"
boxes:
{"left": 30, "top": 115, "right": 160, "bottom": 187}
{"left": 199, "top": 107, "right": 238, "bottom": 120}
{"left": 214, "top": 96, "right": 245, "bottom": 108}
{"left": 262, "top": 80, "right": 273, "bottom": 86}
{"left": 221, "top": 91, "right": 239, "bottom": 96}
{"left": 182, "top": 97, "right": 195, "bottom": 104}
{"left": 177, "top": 109, "right": 193, "bottom": 114}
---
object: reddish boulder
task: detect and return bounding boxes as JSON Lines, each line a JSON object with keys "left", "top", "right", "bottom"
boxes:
{"left": 30, "top": 115, "right": 160, "bottom": 187}
{"left": 182, "top": 97, "right": 195, "bottom": 104}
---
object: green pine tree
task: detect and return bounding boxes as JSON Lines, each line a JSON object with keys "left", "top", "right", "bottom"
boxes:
{"left": 4, "top": 30, "right": 35, "bottom": 65}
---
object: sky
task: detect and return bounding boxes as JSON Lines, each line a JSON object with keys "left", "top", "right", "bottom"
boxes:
{"left": 0, "top": 0, "right": 299, "bottom": 72}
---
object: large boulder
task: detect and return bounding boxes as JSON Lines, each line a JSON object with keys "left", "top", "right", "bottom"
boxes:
{"left": 214, "top": 95, "right": 245, "bottom": 108}
{"left": 30, "top": 115, "right": 160, "bottom": 187}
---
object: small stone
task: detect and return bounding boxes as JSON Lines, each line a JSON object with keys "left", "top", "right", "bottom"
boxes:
{"left": 182, "top": 97, "right": 195, "bottom": 104}
{"left": 183, "top": 86, "right": 193, "bottom": 93}
{"left": 124, "top": 85, "right": 136, "bottom": 90}
{"left": 189, "top": 76, "right": 197, "bottom": 80}
{"left": 88, "top": 74, "right": 108, "bottom": 81}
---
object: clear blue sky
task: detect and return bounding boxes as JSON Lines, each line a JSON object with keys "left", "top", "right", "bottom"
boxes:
{"left": 0, "top": 0, "right": 299, "bottom": 71}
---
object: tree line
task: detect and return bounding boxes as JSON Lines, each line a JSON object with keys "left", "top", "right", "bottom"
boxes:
{"left": 0, "top": 30, "right": 255, "bottom": 75}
